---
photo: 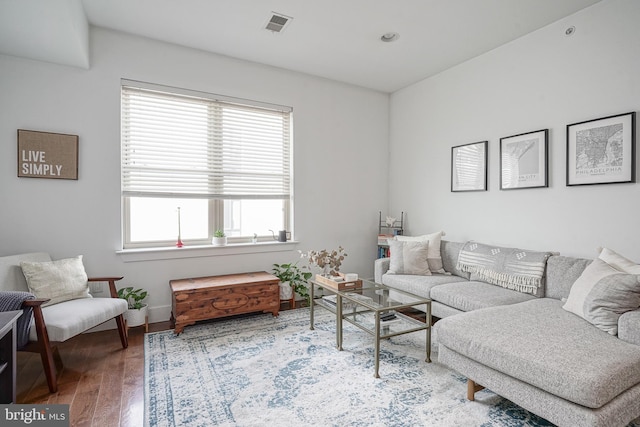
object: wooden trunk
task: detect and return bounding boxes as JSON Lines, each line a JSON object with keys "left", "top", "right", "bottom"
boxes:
{"left": 169, "top": 272, "right": 280, "bottom": 334}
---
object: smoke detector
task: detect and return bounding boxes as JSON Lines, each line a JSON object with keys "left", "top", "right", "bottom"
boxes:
{"left": 264, "top": 12, "right": 293, "bottom": 33}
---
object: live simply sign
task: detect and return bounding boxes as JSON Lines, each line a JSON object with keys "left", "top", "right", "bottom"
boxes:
{"left": 18, "top": 130, "right": 78, "bottom": 180}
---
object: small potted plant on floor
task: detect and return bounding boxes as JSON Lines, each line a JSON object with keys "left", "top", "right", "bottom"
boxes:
{"left": 212, "top": 229, "right": 227, "bottom": 246}
{"left": 272, "top": 262, "right": 312, "bottom": 306}
{"left": 118, "top": 286, "right": 149, "bottom": 328}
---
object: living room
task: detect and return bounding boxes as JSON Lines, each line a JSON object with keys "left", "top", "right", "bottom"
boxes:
{"left": 1, "top": 0, "right": 639, "bottom": 425}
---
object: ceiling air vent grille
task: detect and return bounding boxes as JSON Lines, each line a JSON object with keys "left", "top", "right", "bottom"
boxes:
{"left": 265, "top": 13, "right": 292, "bottom": 33}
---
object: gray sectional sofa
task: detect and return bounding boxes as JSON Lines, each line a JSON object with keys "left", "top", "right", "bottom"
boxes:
{"left": 374, "top": 240, "right": 640, "bottom": 427}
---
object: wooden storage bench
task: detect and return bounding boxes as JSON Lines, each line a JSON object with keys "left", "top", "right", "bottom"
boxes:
{"left": 170, "top": 271, "right": 280, "bottom": 334}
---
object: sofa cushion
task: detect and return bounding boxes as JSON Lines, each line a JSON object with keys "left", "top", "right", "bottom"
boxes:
{"left": 387, "top": 239, "right": 431, "bottom": 275}
{"left": 396, "top": 231, "right": 446, "bottom": 273}
{"left": 382, "top": 273, "right": 467, "bottom": 300}
{"left": 430, "top": 281, "right": 535, "bottom": 312}
{"left": 21, "top": 256, "right": 91, "bottom": 307}
{"left": 440, "top": 240, "right": 470, "bottom": 279}
{"left": 563, "top": 258, "right": 640, "bottom": 335}
{"left": 29, "top": 297, "right": 128, "bottom": 342}
{"left": 435, "top": 298, "right": 640, "bottom": 408}
{"left": 545, "top": 255, "right": 591, "bottom": 300}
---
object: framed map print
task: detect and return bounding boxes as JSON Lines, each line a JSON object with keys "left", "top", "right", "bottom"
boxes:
{"left": 500, "top": 129, "right": 548, "bottom": 190}
{"left": 566, "top": 112, "right": 635, "bottom": 186}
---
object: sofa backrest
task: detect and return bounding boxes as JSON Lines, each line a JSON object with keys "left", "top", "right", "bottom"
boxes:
{"left": 0, "top": 252, "right": 52, "bottom": 292}
{"left": 441, "top": 240, "right": 470, "bottom": 279}
{"left": 544, "top": 255, "right": 591, "bottom": 300}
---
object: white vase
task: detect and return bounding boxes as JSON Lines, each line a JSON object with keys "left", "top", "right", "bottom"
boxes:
{"left": 125, "top": 304, "right": 148, "bottom": 328}
{"left": 212, "top": 236, "right": 227, "bottom": 246}
{"left": 279, "top": 281, "right": 293, "bottom": 300}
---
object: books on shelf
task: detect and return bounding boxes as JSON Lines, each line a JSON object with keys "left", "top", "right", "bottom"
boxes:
{"left": 378, "top": 234, "right": 394, "bottom": 245}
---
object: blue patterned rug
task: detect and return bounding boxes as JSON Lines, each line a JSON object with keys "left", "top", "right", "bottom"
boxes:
{"left": 144, "top": 308, "right": 557, "bottom": 426}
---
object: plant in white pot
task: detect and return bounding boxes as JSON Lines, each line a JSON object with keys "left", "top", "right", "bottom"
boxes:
{"left": 117, "top": 286, "right": 149, "bottom": 329}
{"left": 212, "top": 229, "right": 227, "bottom": 246}
{"left": 272, "top": 262, "right": 312, "bottom": 306}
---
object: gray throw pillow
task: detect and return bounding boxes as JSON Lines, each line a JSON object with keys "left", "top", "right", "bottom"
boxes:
{"left": 583, "top": 273, "right": 640, "bottom": 335}
{"left": 563, "top": 258, "right": 640, "bottom": 335}
{"left": 387, "top": 240, "right": 431, "bottom": 276}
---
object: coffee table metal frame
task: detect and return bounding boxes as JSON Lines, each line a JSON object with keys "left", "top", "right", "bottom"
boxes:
{"left": 309, "top": 278, "right": 432, "bottom": 378}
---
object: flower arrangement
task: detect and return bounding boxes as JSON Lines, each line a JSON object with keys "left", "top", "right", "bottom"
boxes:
{"left": 300, "top": 246, "right": 348, "bottom": 277}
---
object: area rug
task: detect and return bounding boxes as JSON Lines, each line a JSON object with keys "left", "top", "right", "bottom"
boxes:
{"left": 144, "top": 308, "right": 558, "bottom": 426}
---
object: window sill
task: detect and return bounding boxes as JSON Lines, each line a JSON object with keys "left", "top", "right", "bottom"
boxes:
{"left": 116, "top": 241, "right": 299, "bottom": 263}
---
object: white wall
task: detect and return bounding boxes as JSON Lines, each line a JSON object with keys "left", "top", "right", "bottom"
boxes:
{"left": 389, "top": 0, "right": 640, "bottom": 261}
{"left": 0, "top": 28, "right": 389, "bottom": 323}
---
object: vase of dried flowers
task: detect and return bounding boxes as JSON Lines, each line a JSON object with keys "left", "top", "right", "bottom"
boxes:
{"left": 300, "top": 246, "right": 348, "bottom": 277}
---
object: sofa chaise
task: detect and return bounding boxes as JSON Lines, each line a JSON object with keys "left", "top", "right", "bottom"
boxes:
{"left": 374, "top": 239, "right": 640, "bottom": 427}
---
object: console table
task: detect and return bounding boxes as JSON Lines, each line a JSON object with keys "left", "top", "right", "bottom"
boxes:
{"left": 0, "top": 310, "right": 22, "bottom": 404}
{"left": 170, "top": 272, "right": 280, "bottom": 334}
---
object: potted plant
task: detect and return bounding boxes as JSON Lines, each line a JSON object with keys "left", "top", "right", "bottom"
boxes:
{"left": 212, "top": 229, "right": 227, "bottom": 246}
{"left": 272, "top": 262, "right": 312, "bottom": 306}
{"left": 118, "top": 286, "right": 149, "bottom": 328}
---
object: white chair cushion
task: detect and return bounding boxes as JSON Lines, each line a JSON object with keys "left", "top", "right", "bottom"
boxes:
{"left": 29, "top": 297, "right": 128, "bottom": 342}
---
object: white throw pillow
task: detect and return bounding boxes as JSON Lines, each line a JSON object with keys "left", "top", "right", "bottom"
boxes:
{"left": 563, "top": 258, "right": 640, "bottom": 335}
{"left": 395, "top": 231, "right": 446, "bottom": 273}
{"left": 598, "top": 247, "right": 640, "bottom": 274}
{"left": 387, "top": 240, "right": 431, "bottom": 276}
{"left": 21, "top": 255, "right": 91, "bottom": 307}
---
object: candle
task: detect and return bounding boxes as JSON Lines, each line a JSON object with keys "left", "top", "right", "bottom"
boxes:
{"left": 176, "top": 207, "right": 183, "bottom": 248}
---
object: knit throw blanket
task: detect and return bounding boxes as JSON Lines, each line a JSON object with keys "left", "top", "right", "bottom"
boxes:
{"left": 457, "top": 242, "right": 552, "bottom": 295}
{"left": 0, "top": 291, "right": 35, "bottom": 349}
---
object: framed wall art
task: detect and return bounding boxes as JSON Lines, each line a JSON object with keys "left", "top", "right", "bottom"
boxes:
{"left": 566, "top": 112, "right": 635, "bottom": 186}
{"left": 17, "top": 129, "right": 79, "bottom": 180}
{"left": 451, "top": 141, "right": 487, "bottom": 192}
{"left": 500, "top": 129, "right": 548, "bottom": 190}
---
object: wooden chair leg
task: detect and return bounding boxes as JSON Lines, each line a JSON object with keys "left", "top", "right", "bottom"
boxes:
{"left": 115, "top": 314, "right": 128, "bottom": 348}
{"left": 467, "top": 379, "right": 485, "bottom": 401}
{"left": 32, "top": 306, "right": 57, "bottom": 393}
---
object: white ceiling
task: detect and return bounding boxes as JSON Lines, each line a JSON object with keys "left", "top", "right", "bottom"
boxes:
{"left": 1, "top": 0, "right": 602, "bottom": 93}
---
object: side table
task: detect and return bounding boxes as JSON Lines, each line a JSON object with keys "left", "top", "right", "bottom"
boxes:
{"left": 0, "top": 310, "right": 22, "bottom": 404}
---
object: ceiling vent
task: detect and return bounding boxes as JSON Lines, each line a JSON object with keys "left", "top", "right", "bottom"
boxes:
{"left": 264, "top": 12, "right": 292, "bottom": 33}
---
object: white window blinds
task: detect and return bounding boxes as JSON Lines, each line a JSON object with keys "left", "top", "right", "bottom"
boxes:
{"left": 121, "top": 82, "right": 292, "bottom": 200}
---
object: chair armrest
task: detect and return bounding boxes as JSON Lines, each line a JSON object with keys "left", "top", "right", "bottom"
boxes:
{"left": 619, "top": 309, "right": 640, "bottom": 346}
{"left": 22, "top": 298, "right": 51, "bottom": 307}
{"left": 88, "top": 277, "right": 124, "bottom": 299}
{"left": 374, "top": 258, "right": 390, "bottom": 284}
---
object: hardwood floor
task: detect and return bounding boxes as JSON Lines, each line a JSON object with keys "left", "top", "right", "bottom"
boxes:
{"left": 16, "top": 321, "right": 171, "bottom": 427}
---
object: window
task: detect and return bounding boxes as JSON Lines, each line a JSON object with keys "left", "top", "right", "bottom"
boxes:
{"left": 121, "top": 80, "right": 292, "bottom": 248}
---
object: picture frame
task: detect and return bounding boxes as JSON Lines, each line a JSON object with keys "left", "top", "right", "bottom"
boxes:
{"left": 17, "top": 129, "right": 79, "bottom": 180}
{"left": 500, "top": 129, "right": 548, "bottom": 190}
{"left": 451, "top": 141, "right": 487, "bottom": 192}
{"left": 566, "top": 112, "right": 635, "bottom": 186}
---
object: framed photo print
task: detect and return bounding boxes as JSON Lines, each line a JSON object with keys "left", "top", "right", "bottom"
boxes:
{"left": 567, "top": 112, "right": 636, "bottom": 186}
{"left": 451, "top": 141, "right": 487, "bottom": 192}
{"left": 500, "top": 129, "right": 548, "bottom": 190}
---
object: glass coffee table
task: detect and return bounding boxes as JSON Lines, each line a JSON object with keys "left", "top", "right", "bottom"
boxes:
{"left": 309, "top": 277, "right": 431, "bottom": 378}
